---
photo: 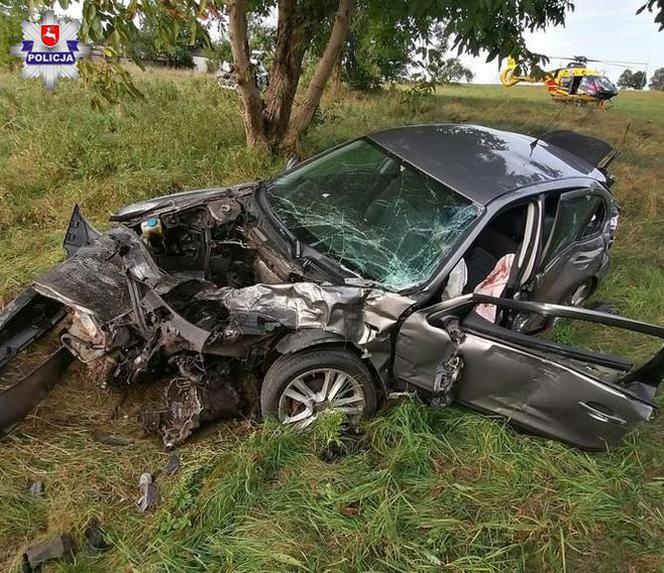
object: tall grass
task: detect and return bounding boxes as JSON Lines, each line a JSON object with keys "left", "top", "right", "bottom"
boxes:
{"left": 0, "top": 71, "right": 663, "bottom": 572}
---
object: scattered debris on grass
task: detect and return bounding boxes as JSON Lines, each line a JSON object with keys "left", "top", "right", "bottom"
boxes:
{"left": 28, "top": 480, "right": 44, "bottom": 498}
{"left": 588, "top": 300, "right": 620, "bottom": 315}
{"left": 136, "top": 472, "right": 158, "bottom": 512}
{"left": 165, "top": 452, "right": 181, "bottom": 476}
{"left": 23, "top": 533, "right": 74, "bottom": 572}
{"left": 339, "top": 501, "right": 360, "bottom": 518}
{"left": 84, "top": 517, "right": 111, "bottom": 554}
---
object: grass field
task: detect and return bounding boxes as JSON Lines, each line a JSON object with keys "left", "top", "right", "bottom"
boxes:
{"left": 1, "top": 71, "right": 664, "bottom": 572}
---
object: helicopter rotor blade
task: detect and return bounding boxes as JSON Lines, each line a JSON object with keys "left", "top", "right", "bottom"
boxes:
{"left": 546, "top": 55, "right": 648, "bottom": 66}
{"left": 600, "top": 62, "right": 646, "bottom": 70}
{"left": 587, "top": 58, "right": 648, "bottom": 66}
{"left": 546, "top": 55, "right": 587, "bottom": 61}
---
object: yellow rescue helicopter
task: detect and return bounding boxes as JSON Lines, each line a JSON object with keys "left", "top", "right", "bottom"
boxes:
{"left": 500, "top": 55, "right": 646, "bottom": 106}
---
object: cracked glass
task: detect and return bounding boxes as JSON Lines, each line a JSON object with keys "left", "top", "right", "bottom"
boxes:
{"left": 267, "top": 139, "right": 481, "bottom": 290}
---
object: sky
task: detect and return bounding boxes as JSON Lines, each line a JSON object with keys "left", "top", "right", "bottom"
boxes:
{"left": 57, "top": 0, "right": 663, "bottom": 85}
{"left": 458, "top": 0, "right": 664, "bottom": 84}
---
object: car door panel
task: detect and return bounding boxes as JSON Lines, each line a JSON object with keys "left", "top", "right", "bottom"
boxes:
{"left": 530, "top": 188, "right": 612, "bottom": 304}
{"left": 454, "top": 329, "right": 652, "bottom": 450}
{"left": 533, "top": 239, "right": 608, "bottom": 304}
{"left": 394, "top": 294, "right": 663, "bottom": 450}
{"left": 394, "top": 309, "right": 455, "bottom": 390}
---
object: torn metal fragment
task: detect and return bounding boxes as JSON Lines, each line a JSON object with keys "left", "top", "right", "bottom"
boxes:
{"left": 0, "top": 347, "right": 74, "bottom": 434}
{"left": 63, "top": 203, "right": 100, "bottom": 257}
{"left": 84, "top": 517, "right": 111, "bottom": 554}
{"left": 0, "top": 288, "right": 65, "bottom": 373}
{"left": 165, "top": 453, "right": 181, "bottom": 476}
{"left": 23, "top": 533, "right": 74, "bottom": 571}
{"left": 136, "top": 473, "right": 158, "bottom": 512}
{"left": 28, "top": 481, "right": 44, "bottom": 498}
{"left": 143, "top": 357, "right": 243, "bottom": 448}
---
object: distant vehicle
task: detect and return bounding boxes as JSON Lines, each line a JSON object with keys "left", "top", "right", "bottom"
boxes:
{"left": 500, "top": 55, "right": 645, "bottom": 106}
{"left": 2, "top": 125, "right": 663, "bottom": 451}
{"left": 216, "top": 51, "right": 269, "bottom": 92}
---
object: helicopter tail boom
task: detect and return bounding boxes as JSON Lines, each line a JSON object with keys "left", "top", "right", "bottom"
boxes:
{"left": 500, "top": 57, "right": 542, "bottom": 87}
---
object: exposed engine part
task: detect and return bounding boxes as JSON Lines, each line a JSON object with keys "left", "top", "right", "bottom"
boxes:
{"left": 135, "top": 202, "right": 267, "bottom": 288}
{"left": 254, "top": 258, "right": 282, "bottom": 284}
{"left": 140, "top": 216, "right": 164, "bottom": 248}
{"left": 61, "top": 310, "right": 107, "bottom": 363}
{"left": 140, "top": 355, "right": 243, "bottom": 447}
{"left": 208, "top": 198, "right": 242, "bottom": 223}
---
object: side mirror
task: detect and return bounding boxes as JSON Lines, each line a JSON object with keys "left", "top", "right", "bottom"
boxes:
{"left": 285, "top": 155, "right": 300, "bottom": 171}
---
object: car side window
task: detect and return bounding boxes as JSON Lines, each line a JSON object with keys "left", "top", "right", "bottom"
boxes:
{"left": 580, "top": 199, "right": 605, "bottom": 238}
{"left": 545, "top": 194, "right": 605, "bottom": 262}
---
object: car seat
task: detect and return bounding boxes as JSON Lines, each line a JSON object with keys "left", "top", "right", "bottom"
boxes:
{"left": 463, "top": 208, "right": 526, "bottom": 293}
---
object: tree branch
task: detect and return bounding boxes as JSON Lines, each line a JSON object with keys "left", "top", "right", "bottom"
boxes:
{"left": 281, "top": 0, "right": 353, "bottom": 151}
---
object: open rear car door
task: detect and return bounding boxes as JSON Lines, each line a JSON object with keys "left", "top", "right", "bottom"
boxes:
{"left": 394, "top": 295, "right": 664, "bottom": 450}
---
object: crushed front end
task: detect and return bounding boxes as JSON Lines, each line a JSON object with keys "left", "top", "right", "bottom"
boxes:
{"left": 0, "top": 183, "right": 411, "bottom": 446}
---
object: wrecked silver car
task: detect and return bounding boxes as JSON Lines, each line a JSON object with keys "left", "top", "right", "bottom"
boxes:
{"left": 1, "top": 124, "right": 662, "bottom": 450}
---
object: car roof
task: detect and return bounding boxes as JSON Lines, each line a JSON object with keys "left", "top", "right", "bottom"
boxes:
{"left": 367, "top": 124, "right": 606, "bottom": 205}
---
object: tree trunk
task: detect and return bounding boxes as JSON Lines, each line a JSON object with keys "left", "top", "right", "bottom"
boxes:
{"left": 228, "top": 0, "right": 268, "bottom": 148}
{"left": 262, "top": 0, "right": 309, "bottom": 146}
{"left": 281, "top": 0, "right": 354, "bottom": 152}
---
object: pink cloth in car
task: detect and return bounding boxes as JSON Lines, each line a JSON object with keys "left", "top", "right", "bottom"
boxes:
{"left": 473, "top": 253, "right": 515, "bottom": 323}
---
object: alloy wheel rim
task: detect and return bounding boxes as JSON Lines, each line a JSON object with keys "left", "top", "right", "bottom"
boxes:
{"left": 570, "top": 283, "right": 590, "bottom": 306}
{"left": 277, "top": 368, "right": 366, "bottom": 428}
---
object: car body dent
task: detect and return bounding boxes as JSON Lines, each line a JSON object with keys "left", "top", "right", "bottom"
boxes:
{"left": 455, "top": 333, "right": 653, "bottom": 450}
{"left": 2, "top": 198, "right": 414, "bottom": 443}
{"left": 395, "top": 294, "right": 663, "bottom": 449}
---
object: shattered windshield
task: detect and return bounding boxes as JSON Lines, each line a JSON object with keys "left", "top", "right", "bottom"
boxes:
{"left": 267, "top": 139, "right": 481, "bottom": 290}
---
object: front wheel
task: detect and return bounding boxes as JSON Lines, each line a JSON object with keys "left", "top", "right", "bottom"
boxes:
{"left": 567, "top": 280, "right": 594, "bottom": 307}
{"left": 260, "top": 349, "right": 378, "bottom": 428}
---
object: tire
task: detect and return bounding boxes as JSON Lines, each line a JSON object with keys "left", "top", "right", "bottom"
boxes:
{"left": 261, "top": 349, "right": 378, "bottom": 427}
